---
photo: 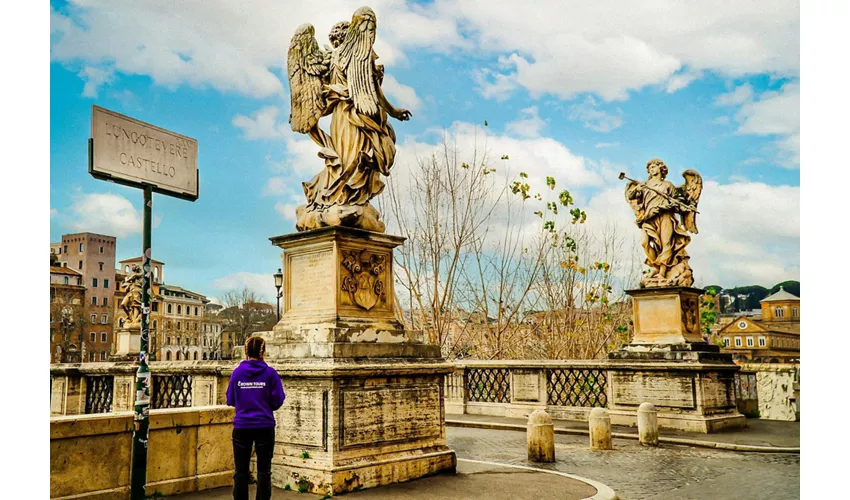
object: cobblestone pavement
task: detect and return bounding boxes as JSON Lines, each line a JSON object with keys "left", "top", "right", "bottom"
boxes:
{"left": 448, "top": 426, "right": 800, "bottom": 500}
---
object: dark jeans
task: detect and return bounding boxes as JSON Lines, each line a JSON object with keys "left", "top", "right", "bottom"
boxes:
{"left": 232, "top": 427, "right": 275, "bottom": 500}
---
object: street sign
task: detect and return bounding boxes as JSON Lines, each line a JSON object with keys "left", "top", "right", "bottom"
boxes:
{"left": 90, "top": 105, "right": 199, "bottom": 201}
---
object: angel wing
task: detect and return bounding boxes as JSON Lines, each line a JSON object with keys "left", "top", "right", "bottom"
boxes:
{"left": 680, "top": 169, "right": 703, "bottom": 234}
{"left": 287, "top": 24, "right": 329, "bottom": 133}
{"left": 338, "top": 7, "right": 380, "bottom": 117}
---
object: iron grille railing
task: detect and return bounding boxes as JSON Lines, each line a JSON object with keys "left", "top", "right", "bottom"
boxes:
{"left": 84, "top": 375, "right": 114, "bottom": 414}
{"left": 466, "top": 368, "right": 511, "bottom": 403}
{"left": 547, "top": 368, "right": 608, "bottom": 408}
{"left": 152, "top": 374, "right": 193, "bottom": 409}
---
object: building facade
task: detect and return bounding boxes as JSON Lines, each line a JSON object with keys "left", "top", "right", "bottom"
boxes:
{"left": 50, "top": 233, "right": 117, "bottom": 362}
{"left": 717, "top": 286, "right": 800, "bottom": 363}
{"left": 50, "top": 253, "right": 87, "bottom": 363}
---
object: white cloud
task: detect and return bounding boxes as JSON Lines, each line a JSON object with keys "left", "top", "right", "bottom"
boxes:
{"left": 78, "top": 66, "right": 114, "bottom": 98}
{"left": 595, "top": 142, "right": 620, "bottom": 149}
{"left": 734, "top": 83, "right": 800, "bottom": 168}
{"left": 381, "top": 75, "right": 423, "bottom": 113}
{"left": 50, "top": 208, "right": 58, "bottom": 218}
{"left": 232, "top": 106, "right": 287, "bottom": 140}
{"left": 52, "top": 1, "right": 799, "bottom": 106}
{"left": 262, "top": 177, "right": 288, "bottom": 197}
{"left": 505, "top": 106, "right": 546, "bottom": 138}
{"left": 716, "top": 83, "right": 754, "bottom": 106}
{"left": 64, "top": 192, "right": 160, "bottom": 238}
{"left": 274, "top": 202, "right": 299, "bottom": 223}
{"left": 568, "top": 97, "right": 624, "bottom": 132}
{"left": 211, "top": 272, "right": 276, "bottom": 303}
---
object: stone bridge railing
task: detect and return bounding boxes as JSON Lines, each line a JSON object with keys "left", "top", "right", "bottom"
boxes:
{"left": 50, "top": 359, "right": 799, "bottom": 423}
{"left": 50, "top": 361, "right": 235, "bottom": 416}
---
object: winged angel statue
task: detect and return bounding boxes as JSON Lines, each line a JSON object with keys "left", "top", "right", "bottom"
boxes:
{"left": 621, "top": 158, "right": 703, "bottom": 288}
{"left": 287, "top": 6, "right": 411, "bottom": 233}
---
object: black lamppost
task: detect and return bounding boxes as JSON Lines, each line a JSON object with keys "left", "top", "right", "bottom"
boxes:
{"left": 273, "top": 268, "right": 283, "bottom": 321}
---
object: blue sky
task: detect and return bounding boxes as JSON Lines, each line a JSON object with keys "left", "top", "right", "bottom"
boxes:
{"left": 49, "top": 0, "right": 801, "bottom": 302}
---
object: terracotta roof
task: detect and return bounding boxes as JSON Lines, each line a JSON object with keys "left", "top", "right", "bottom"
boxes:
{"left": 760, "top": 286, "right": 800, "bottom": 303}
{"left": 50, "top": 266, "right": 82, "bottom": 276}
{"left": 119, "top": 256, "right": 165, "bottom": 265}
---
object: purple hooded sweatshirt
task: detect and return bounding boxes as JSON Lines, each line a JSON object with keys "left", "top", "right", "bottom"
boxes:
{"left": 226, "top": 360, "right": 285, "bottom": 429}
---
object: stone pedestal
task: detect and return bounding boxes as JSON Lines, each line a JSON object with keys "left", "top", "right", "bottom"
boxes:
{"left": 607, "top": 287, "right": 746, "bottom": 433}
{"left": 111, "top": 327, "right": 141, "bottom": 361}
{"left": 264, "top": 227, "right": 456, "bottom": 495}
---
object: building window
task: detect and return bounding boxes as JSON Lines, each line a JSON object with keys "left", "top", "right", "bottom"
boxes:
{"left": 101, "top": 333, "right": 107, "bottom": 343}
{"left": 89, "top": 351, "right": 95, "bottom": 362}
{"left": 76, "top": 277, "right": 80, "bottom": 285}
{"left": 176, "top": 352, "right": 181, "bottom": 361}
{"left": 723, "top": 338, "right": 730, "bottom": 346}
{"left": 746, "top": 337, "right": 754, "bottom": 347}
{"left": 79, "top": 243, "right": 84, "bottom": 252}
{"left": 203, "top": 353, "right": 207, "bottom": 360}
{"left": 91, "top": 297, "right": 97, "bottom": 306}
{"left": 167, "top": 304, "right": 172, "bottom": 314}
{"left": 194, "top": 352, "right": 198, "bottom": 361}
{"left": 177, "top": 321, "right": 181, "bottom": 330}
{"left": 90, "top": 313, "right": 97, "bottom": 323}
{"left": 177, "top": 336, "right": 181, "bottom": 345}
{"left": 178, "top": 305, "right": 182, "bottom": 315}
{"left": 63, "top": 277, "right": 69, "bottom": 285}
{"left": 99, "top": 263, "right": 104, "bottom": 271}
{"left": 775, "top": 307, "right": 784, "bottom": 318}
{"left": 153, "top": 320, "right": 158, "bottom": 330}
{"left": 100, "top": 351, "right": 106, "bottom": 361}
{"left": 79, "top": 261, "right": 83, "bottom": 270}
{"left": 204, "top": 338, "right": 207, "bottom": 346}
{"left": 166, "top": 351, "right": 172, "bottom": 361}
{"left": 101, "top": 314, "right": 108, "bottom": 324}
{"left": 734, "top": 337, "right": 742, "bottom": 347}
{"left": 90, "top": 332, "right": 96, "bottom": 342}
{"left": 167, "top": 320, "right": 172, "bottom": 328}
{"left": 152, "top": 302, "right": 159, "bottom": 312}
{"left": 195, "top": 306, "right": 199, "bottom": 316}
{"left": 102, "top": 297, "right": 108, "bottom": 306}
{"left": 99, "top": 246, "right": 104, "bottom": 254}
{"left": 759, "top": 337, "right": 766, "bottom": 347}
{"left": 166, "top": 336, "right": 171, "bottom": 345}
{"left": 64, "top": 245, "right": 68, "bottom": 253}
{"left": 92, "top": 278, "right": 98, "bottom": 288}
{"left": 792, "top": 307, "right": 798, "bottom": 318}
{"left": 104, "top": 279, "right": 109, "bottom": 289}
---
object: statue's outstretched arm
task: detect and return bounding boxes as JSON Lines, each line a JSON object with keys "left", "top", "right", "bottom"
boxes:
{"left": 375, "top": 75, "right": 411, "bottom": 121}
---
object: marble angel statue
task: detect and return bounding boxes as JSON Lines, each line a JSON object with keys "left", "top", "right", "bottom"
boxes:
{"left": 620, "top": 158, "right": 703, "bottom": 288}
{"left": 287, "top": 6, "right": 411, "bottom": 233}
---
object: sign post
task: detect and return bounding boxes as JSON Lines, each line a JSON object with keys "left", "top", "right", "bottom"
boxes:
{"left": 89, "top": 105, "right": 198, "bottom": 500}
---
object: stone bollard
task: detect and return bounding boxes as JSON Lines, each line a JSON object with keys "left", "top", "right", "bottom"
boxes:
{"left": 637, "top": 402, "right": 659, "bottom": 446}
{"left": 588, "top": 407, "right": 613, "bottom": 450}
{"left": 527, "top": 410, "right": 555, "bottom": 462}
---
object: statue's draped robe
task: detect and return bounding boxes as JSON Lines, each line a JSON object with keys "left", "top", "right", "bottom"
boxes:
{"left": 302, "top": 53, "right": 396, "bottom": 210}
{"left": 627, "top": 178, "right": 691, "bottom": 277}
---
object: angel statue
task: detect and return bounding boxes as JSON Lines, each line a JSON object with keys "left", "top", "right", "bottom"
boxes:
{"left": 119, "top": 264, "right": 144, "bottom": 328}
{"left": 287, "top": 6, "right": 411, "bottom": 233}
{"left": 620, "top": 158, "right": 703, "bottom": 288}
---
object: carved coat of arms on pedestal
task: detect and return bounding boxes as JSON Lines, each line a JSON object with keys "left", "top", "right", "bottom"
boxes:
{"left": 341, "top": 249, "right": 386, "bottom": 310}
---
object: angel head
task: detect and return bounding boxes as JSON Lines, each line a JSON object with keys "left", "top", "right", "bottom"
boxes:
{"left": 329, "top": 21, "right": 349, "bottom": 48}
{"left": 646, "top": 158, "right": 668, "bottom": 179}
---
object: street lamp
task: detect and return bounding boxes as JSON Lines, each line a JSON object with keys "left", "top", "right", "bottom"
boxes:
{"left": 273, "top": 268, "right": 283, "bottom": 321}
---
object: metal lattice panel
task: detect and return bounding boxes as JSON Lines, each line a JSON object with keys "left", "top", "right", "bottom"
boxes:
{"left": 152, "top": 374, "right": 193, "bottom": 409}
{"left": 466, "top": 368, "right": 511, "bottom": 403}
{"left": 84, "top": 376, "right": 114, "bottom": 414}
{"left": 547, "top": 368, "right": 608, "bottom": 408}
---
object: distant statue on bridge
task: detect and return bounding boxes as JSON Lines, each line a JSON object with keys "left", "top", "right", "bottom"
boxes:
{"left": 120, "top": 264, "right": 143, "bottom": 328}
{"left": 287, "top": 6, "right": 411, "bottom": 233}
{"left": 620, "top": 159, "right": 703, "bottom": 288}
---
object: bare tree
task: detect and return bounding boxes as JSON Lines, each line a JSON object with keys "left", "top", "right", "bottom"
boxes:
{"left": 384, "top": 132, "right": 501, "bottom": 357}
{"left": 220, "top": 287, "right": 277, "bottom": 349}
{"left": 50, "top": 285, "right": 87, "bottom": 363}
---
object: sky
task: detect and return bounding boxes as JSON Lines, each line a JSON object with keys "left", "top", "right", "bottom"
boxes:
{"left": 48, "top": 0, "right": 801, "bottom": 302}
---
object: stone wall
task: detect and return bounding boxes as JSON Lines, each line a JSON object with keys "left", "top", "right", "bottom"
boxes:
{"left": 741, "top": 363, "right": 799, "bottom": 421}
{"left": 50, "top": 406, "right": 235, "bottom": 499}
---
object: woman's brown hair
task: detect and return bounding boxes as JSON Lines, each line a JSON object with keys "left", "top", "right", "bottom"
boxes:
{"left": 245, "top": 336, "right": 266, "bottom": 360}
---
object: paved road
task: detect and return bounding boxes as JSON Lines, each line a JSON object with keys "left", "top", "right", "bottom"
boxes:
{"left": 448, "top": 426, "right": 800, "bottom": 500}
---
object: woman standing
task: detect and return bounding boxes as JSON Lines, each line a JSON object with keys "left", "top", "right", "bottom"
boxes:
{"left": 226, "top": 336, "right": 285, "bottom": 500}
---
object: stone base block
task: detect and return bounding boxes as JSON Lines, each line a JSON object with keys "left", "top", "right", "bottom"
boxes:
{"left": 114, "top": 328, "right": 141, "bottom": 356}
{"left": 272, "top": 449, "right": 456, "bottom": 495}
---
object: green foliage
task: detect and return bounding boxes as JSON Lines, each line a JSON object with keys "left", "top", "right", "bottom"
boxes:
{"left": 501, "top": 154, "right": 510, "bottom": 160}
{"left": 546, "top": 176, "right": 556, "bottom": 190}
{"left": 700, "top": 289, "right": 718, "bottom": 337}
{"left": 320, "top": 495, "right": 333, "bottom": 500}
{"left": 769, "top": 280, "right": 800, "bottom": 297}
{"left": 284, "top": 484, "right": 293, "bottom": 491}
{"left": 484, "top": 120, "right": 488, "bottom": 127}
{"left": 742, "top": 409, "right": 761, "bottom": 418}
{"left": 300, "top": 450, "right": 311, "bottom": 459}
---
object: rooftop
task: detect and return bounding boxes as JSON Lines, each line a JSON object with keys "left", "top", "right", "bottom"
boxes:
{"left": 760, "top": 286, "right": 800, "bottom": 303}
